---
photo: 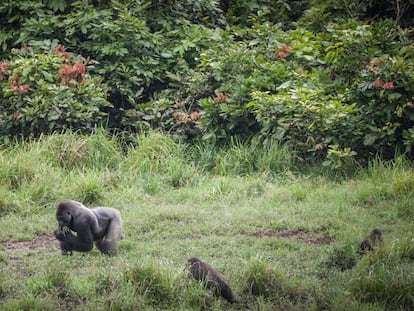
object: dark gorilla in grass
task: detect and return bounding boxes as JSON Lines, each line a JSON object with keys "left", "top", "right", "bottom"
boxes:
{"left": 187, "top": 257, "right": 238, "bottom": 303}
{"left": 54, "top": 199, "right": 122, "bottom": 256}
{"left": 358, "top": 228, "right": 383, "bottom": 255}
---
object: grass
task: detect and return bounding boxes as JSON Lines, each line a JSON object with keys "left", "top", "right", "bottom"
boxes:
{"left": 0, "top": 130, "right": 413, "bottom": 310}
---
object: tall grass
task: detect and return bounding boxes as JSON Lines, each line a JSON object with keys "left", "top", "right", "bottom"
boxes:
{"left": 0, "top": 129, "right": 413, "bottom": 310}
{"left": 189, "top": 137, "right": 294, "bottom": 177}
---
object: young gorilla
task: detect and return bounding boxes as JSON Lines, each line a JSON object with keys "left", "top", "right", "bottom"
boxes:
{"left": 358, "top": 228, "right": 383, "bottom": 256}
{"left": 54, "top": 199, "right": 122, "bottom": 256}
{"left": 187, "top": 257, "right": 238, "bottom": 304}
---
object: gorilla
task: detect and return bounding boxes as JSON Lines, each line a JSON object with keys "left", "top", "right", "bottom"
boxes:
{"left": 358, "top": 228, "right": 383, "bottom": 256}
{"left": 54, "top": 199, "right": 122, "bottom": 256}
{"left": 187, "top": 257, "right": 238, "bottom": 303}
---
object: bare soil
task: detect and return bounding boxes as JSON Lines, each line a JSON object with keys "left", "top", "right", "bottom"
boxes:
{"left": 2, "top": 228, "right": 332, "bottom": 255}
{"left": 246, "top": 229, "right": 333, "bottom": 244}
{"left": 3, "top": 235, "right": 60, "bottom": 253}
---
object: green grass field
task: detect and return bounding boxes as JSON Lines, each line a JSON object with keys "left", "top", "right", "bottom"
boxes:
{"left": 0, "top": 131, "right": 413, "bottom": 310}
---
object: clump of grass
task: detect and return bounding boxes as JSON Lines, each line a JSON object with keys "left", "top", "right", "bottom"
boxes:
{"left": 123, "top": 260, "right": 177, "bottom": 307}
{"left": 213, "top": 138, "right": 259, "bottom": 176}
{"left": 391, "top": 171, "right": 414, "bottom": 196}
{"left": 72, "top": 173, "right": 107, "bottom": 206}
{"left": 0, "top": 150, "right": 37, "bottom": 190}
{"left": 254, "top": 139, "right": 294, "bottom": 175}
{"left": 210, "top": 138, "right": 293, "bottom": 177}
{"left": 189, "top": 138, "right": 293, "bottom": 177}
{"left": 0, "top": 144, "right": 62, "bottom": 211}
{"left": 38, "top": 128, "right": 122, "bottom": 171}
{"left": 26, "top": 265, "right": 83, "bottom": 310}
{"left": 321, "top": 244, "right": 358, "bottom": 271}
{"left": 122, "top": 131, "right": 199, "bottom": 189}
{"left": 104, "top": 282, "right": 143, "bottom": 310}
{"left": 348, "top": 235, "right": 414, "bottom": 310}
{"left": 242, "top": 258, "right": 308, "bottom": 303}
{"left": 243, "top": 259, "right": 286, "bottom": 297}
{"left": 94, "top": 269, "right": 122, "bottom": 296}
{"left": 185, "top": 143, "right": 218, "bottom": 173}
{"left": 396, "top": 196, "right": 414, "bottom": 218}
{"left": 124, "top": 131, "right": 183, "bottom": 174}
{"left": 141, "top": 174, "right": 162, "bottom": 195}
{"left": 165, "top": 159, "right": 199, "bottom": 188}
{"left": 179, "top": 280, "right": 217, "bottom": 310}
{"left": 0, "top": 192, "right": 20, "bottom": 215}
{"left": 0, "top": 296, "right": 57, "bottom": 311}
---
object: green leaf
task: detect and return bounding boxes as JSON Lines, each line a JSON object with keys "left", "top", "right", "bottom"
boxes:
{"left": 161, "top": 51, "right": 173, "bottom": 58}
{"left": 363, "top": 134, "right": 377, "bottom": 146}
{"left": 387, "top": 93, "right": 401, "bottom": 102}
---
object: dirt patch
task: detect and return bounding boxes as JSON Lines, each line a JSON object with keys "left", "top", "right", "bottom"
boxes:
{"left": 3, "top": 235, "right": 60, "bottom": 253}
{"left": 246, "top": 229, "right": 333, "bottom": 245}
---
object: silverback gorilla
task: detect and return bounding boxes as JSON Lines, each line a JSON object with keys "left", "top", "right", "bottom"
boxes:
{"left": 54, "top": 199, "right": 122, "bottom": 256}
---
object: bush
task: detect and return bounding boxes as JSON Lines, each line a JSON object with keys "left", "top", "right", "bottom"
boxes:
{"left": 325, "top": 20, "right": 414, "bottom": 159}
{"left": 179, "top": 19, "right": 414, "bottom": 163}
{"left": 1, "top": 0, "right": 413, "bottom": 164}
{"left": 0, "top": 43, "right": 109, "bottom": 143}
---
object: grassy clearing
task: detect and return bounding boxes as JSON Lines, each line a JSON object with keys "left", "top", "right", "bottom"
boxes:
{"left": 0, "top": 130, "right": 413, "bottom": 310}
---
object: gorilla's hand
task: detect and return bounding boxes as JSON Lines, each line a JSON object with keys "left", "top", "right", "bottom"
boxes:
{"left": 54, "top": 226, "right": 71, "bottom": 241}
{"left": 61, "top": 249, "right": 73, "bottom": 255}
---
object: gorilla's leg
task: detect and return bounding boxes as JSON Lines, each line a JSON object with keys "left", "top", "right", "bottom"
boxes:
{"left": 95, "top": 239, "right": 114, "bottom": 255}
{"left": 95, "top": 218, "right": 121, "bottom": 255}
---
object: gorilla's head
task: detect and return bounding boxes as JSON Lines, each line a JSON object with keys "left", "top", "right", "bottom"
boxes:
{"left": 56, "top": 200, "right": 75, "bottom": 229}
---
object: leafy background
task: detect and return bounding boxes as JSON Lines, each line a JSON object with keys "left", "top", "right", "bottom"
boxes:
{"left": 0, "top": 2, "right": 414, "bottom": 309}
{"left": 0, "top": 0, "right": 413, "bottom": 164}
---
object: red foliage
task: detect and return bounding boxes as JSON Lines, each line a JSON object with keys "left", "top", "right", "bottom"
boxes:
{"left": 59, "top": 61, "right": 86, "bottom": 86}
{"left": 12, "top": 110, "right": 20, "bottom": 121}
{"left": 274, "top": 44, "right": 291, "bottom": 60}
{"left": 53, "top": 46, "right": 70, "bottom": 59}
{"left": 373, "top": 79, "right": 383, "bottom": 88}
{"left": 382, "top": 82, "right": 394, "bottom": 90}
{"left": 281, "top": 44, "right": 291, "bottom": 53}
{"left": 190, "top": 111, "right": 200, "bottom": 121}
{"left": 0, "top": 62, "right": 8, "bottom": 80}
{"left": 213, "top": 92, "right": 227, "bottom": 104}
{"left": 9, "top": 75, "right": 30, "bottom": 95}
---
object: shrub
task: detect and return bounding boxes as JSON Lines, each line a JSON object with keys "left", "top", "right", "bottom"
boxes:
{"left": 0, "top": 44, "right": 109, "bottom": 143}
{"left": 250, "top": 88, "right": 361, "bottom": 161}
{"left": 325, "top": 20, "right": 414, "bottom": 159}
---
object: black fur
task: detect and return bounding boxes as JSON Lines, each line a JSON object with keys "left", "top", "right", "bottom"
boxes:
{"left": 358, "top": 228, "right": 382, "bottom": 255}
{"left": 54, "top": 200, "right": 122, "bottom": 255}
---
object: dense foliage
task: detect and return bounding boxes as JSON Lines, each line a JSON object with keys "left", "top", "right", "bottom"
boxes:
{"left": 0, "top": 0, "right": 413, "bottom": 163}
{"left": 0, "top": 43, "right": 109, "bottom": 143}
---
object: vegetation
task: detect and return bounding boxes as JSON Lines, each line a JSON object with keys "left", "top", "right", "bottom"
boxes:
{"left": 0, "top": 1, "right": 413, "bottom": 310}
{"left": 0, "top": 0, "right": 413, "bottom": 163}
{"left": 0, "top": 131, "right": 413, "bottom": 310}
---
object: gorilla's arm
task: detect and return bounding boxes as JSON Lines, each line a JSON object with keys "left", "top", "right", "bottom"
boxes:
{"left": 55, "top": 220, "right": 94, "bottom": 252}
